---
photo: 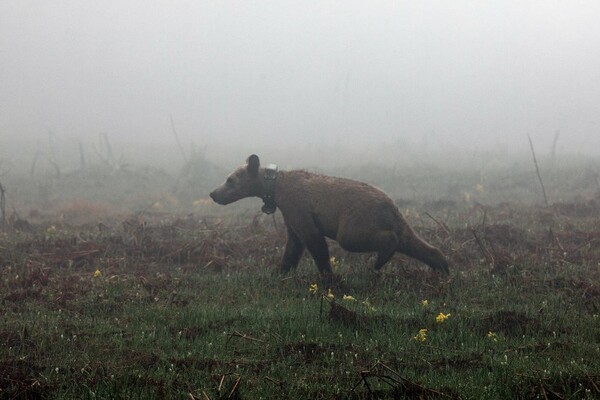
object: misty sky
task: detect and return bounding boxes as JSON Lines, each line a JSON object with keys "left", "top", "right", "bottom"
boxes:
{"left": 1, "top": 1, "right": 600, "bottom": 155}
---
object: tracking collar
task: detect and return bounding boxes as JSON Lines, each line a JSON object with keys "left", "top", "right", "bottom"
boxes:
{"left": 261, "top": 163, "right": 278, "bottom": 214}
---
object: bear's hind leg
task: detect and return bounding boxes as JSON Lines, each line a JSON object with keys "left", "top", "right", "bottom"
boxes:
{"left": 373, "top": 231, "right": 399, "bottom": 270}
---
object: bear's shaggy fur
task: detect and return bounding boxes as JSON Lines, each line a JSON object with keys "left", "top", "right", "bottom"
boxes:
{"left": 210, "top": 155, "right": 449, "bottom": 275}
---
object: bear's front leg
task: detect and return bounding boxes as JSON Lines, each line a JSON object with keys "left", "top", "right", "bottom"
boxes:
{"left": 304, "top": 235, "right": 333, "bottom": 275}
{"left": 280, "top": 226, "right": 305, "bottom": 274}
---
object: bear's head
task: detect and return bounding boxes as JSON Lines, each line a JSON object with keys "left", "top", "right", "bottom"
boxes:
{"left": 209, "top": 154, "right": 263, "bottom": 205}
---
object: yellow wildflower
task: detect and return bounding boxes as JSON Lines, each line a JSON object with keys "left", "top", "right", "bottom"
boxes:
{"left": 93, "top": 269, "right": 102, "bottom": 278}
{"left": 413, "top": 328, "right": 428, "bottom": 343}
{"left": 475, "top": 183, "right": 485, "bottom": 194}
{"left": 487, "top": 331, "right": 498, "bottom": 342}
{"left": 421, "top": 299, "right": 429, "bottom": 307}
{"left": 326, "top": 288, "right": 335, "bottom": 300}
{"left": 342, "top": 294, "right": 356, "bottom": 301}
{"left": 362, "top": 299, "right": 376, "bottom": 311}
{"left": 329, "top": 257, "right": 340, "bottom": 269}
{"left": 308, "top": 283, "right": 318, "bottom": 294}
{"left": 436, "top": 312, "right": 451, "bottom": 323}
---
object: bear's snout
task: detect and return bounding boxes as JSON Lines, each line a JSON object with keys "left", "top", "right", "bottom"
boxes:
{"left": 209, "top": 189, "right": 230, "bottom": 205}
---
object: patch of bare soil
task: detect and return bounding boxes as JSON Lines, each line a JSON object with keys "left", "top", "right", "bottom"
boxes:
{"left": 348, "top": 361, "right": 462, "bottom": 400}
{"left": 482, "top": 310, "right": 541, "bottom": 337}
{"left": 282, "top": 341, "right": 358, "bottom": 365}
{"left": 0, "top": 359, "right": 52, "bottom": 399}
{"left": 514, "top": 373, "right": 600, "bottom": 399}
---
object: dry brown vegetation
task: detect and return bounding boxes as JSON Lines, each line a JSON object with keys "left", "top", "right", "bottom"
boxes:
{"left": 1, "top": 158, "right": 600, "bottom": 398}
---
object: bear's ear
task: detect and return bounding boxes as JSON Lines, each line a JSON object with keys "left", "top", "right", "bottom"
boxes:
{"left": 246, "top": 154, "right": 260, "bottom": 175}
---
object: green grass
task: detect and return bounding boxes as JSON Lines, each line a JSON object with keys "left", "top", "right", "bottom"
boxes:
{"left": 1, "top": 197, "right": 600, "bottom": 399}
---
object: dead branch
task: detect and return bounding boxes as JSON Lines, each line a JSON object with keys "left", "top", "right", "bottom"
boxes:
{"left": 101, "top": 132, "right": 114, "bottom": 165}
{"left": 30, "top": 149, "right": 61, "bottom": 178}
{"left": 550, "top": 130, "right": 560, "bottom": 162}
{"left": 228, "top": 375, "right": 241, "bottom": 399}
{"left": 549, "top": 228, "right": 565, "bottom": 253}
{"left": 527, "top": 134, "right": 549, "bottom": 206}
{"left": 350, "top": 361, "right": 456, "bottom": 398}
{"left": 170, "top": 114, "right": 188, "bottom": 163}
{"left": 92, "top": 132, "right": 116, "bottom": 167}
{"left": 214, "top": 374, "right": 242, "bottom": 399}
{"left": 30, "top": 149, "right": 40, "bottom": 178}
{"left": 78, "top": 140, "right": 87, "bottom": 170}
{"left": 264, "top": 375, "right": 284, "bottom": 387}
{"left": 0, "top": 160, "right": 10, "bottom": 179}
{"left": 479, "top": 205, "right": 488, "bottom": 229}
{"left": 424, "top": 211, "right": 451, "bottom": 236}
{"left": 471, "top": 228, "right": 495, "bottom": 268}
{"left": 540, "top": 382, "right": 564, "bottom": 400}
{"left": 587, "top": 374, "right": 600, "bottom": 393}
{"left": 46, "top": 156, "right": 61, "bottom": 178}
{"left": 46, "top": 131, "right": 62, "bottom": 178}
{"left": 0, "top": 181, "right": 6, "bottom": 225}
{"left": 226, "top": 330, "right": 266, "bottom": 347}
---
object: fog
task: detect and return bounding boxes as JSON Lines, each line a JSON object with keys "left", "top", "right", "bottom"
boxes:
{"left": 2, "top": 1, "right": 600, "bottom": 171}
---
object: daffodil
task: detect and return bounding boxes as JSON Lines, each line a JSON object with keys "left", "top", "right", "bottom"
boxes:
{"left": 413, "top": 328, "right": 428, "bottom": 343}
{"left": 308, "top": 283, "right": 318, "bottom": 294}
{"left": 436, "top": 312, "right": 451, "bottom": 323}
{"left": 329, "top": 257, "right": 340, "bottom": 269}
{"left": 487, "top": 331, "right": 498, "bottom": 342}
{"left": 421, "top": 299, "right": 429, "bottom": 307}
{"left": 93, "top": 269, "right": 102, "bottom": 278}
{"left": 326, "top": 288, "right": 335, "bottom": 300}
{"left": 342, "top": 294, "right": 356, "bottom": 301}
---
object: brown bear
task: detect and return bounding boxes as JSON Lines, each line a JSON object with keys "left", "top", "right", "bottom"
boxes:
{"left": 209, "top": 154, "right": 449, "bottom": 275}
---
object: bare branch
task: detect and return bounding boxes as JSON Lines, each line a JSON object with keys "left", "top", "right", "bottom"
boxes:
{"left": 527, "top": 134, "right": 549, "bottom": 206}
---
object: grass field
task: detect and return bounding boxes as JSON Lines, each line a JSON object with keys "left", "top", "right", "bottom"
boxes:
{"left": 1, "top": 160, "right": 600, "bottom": 399}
